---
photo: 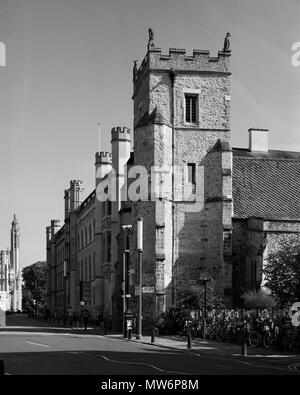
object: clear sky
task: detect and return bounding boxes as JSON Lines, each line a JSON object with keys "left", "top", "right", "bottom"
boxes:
{"left": 0, "top": 0, "right": 299, "bottom": 268}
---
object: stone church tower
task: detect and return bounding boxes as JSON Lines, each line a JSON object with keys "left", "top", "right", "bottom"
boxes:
{"left": 10, "top": 214, "right": 22, "bottom": 311}
{"left": 131, "top": 35, "right": 233, "bottom": 324}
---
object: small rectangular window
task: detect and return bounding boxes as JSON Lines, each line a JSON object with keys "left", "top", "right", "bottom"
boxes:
{"left": 185, "top": 94, "right": 198, "bottom": 123}
{"left": 188, "top": 163, "right": 196, "bottom": 185}
{"left": 106, "top": 231, "right": 111, "bottom": 262}
{"left": 107, "top": 200, "right": 112, "bottom": 216}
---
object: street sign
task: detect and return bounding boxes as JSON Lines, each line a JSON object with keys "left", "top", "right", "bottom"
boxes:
{"left": 291, "top": 302, "right": 300, "bottom": 327}
{"left": 142, "top": 286, "right": 154, "bottom": 294}
{"left": 0, "top": 291, "right": 7, "bottom": 311}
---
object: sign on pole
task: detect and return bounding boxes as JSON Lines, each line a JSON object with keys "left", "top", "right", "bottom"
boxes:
{"left": 291, "top": 302, "right": 300, "bottom": 327}
{"left": 0, "top": 291, "right": 7, "bottom": 326}
{"left": 0, "top": 292, "right": 7, "bottom": 311}
{"left": 142, "top": 286, "right": 154, "bottom": 294}
{"left": 135, "top": 286, "right": 140, "bottom": 296}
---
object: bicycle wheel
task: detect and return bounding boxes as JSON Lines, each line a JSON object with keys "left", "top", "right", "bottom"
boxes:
{"left": 263, "top": 332, "right": 273, "bottom": 349}
{"left": 249, "top": 330, "right": 260, "bottom": 347}
{"left": 283, "top": 333, "right": 295, "bottom": 353}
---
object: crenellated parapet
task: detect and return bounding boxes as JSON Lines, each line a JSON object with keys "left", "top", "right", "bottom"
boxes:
{"left": 95, "top": 151, "right": 112, "bottom": 165}
{"left": 133, "top": 46, "right": 231, "bottom": 95}
{"left": 50, "top": 219, "right": 60, "bottom": 228}
{"left": 70, "top": 180, "right": 83, "bottom": 189}
{"left": 111, "top": 127, "right": 131, "bottom": 142}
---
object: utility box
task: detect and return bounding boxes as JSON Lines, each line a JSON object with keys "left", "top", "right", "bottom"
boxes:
{"left": 0, "top": 309, "right": 5, "bottom": 327}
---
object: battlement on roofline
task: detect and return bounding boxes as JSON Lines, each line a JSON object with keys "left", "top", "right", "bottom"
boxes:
{"left": 133, "top": 47, "right": 231, "bottom": 90}
{"left": 70, "top": 180, "right": 83, "bottom": 188}
{"left": 95, "top": 151, "right": 112, "bottom": 164}
{"left": 111, "top": 126, "right": 131, "bottom": 141}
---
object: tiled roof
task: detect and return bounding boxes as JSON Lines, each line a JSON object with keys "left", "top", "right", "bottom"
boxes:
{"left": 232, "top": 149, "right": 300, "bottom": 220}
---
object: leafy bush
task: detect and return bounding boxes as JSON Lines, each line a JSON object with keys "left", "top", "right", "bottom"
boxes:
{"left": 241, "top": 290, "right": 276, "bottom": 309}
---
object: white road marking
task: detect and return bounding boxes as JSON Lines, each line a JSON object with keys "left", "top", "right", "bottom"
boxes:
{"left": 233, "top": 354, "right": 296, "bottom": 358}
{"left": 97, "top": 354, "right": 189, "bottom": 375}
{"left": 236, "top": 358, "right": 292, "bottom": 372}
{"left": 288, "top": 363, "right": 300, "bottom": 372}
{"left": 26, "top": 341, "right": 50, "bottom": 348}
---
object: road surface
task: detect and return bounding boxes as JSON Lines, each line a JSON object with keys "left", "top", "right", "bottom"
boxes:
{"left": 0, "top": 314, "right": 299, "bottom": 375}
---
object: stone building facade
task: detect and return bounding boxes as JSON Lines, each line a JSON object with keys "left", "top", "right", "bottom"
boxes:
{"left": 46, "top": 35, "right": 300, "bottom": 329}
{"left": 0, "top": 214, "right": 22, "bottom": 312}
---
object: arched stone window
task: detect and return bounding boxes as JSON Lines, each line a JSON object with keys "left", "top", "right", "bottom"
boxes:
{"left": 93, "top": 253, "right": 96, "bottom": 278}
{"left": 89, "top": 255, "right": 92, "bottom": 280}
{"left": 89, "top": 224, "right": 92, "bottom": 244}
{"left": 84, "top": 258, "right": 87, "bottom": 281}
{"left": 81, "top": 230, "right": 84, "bottom": 249}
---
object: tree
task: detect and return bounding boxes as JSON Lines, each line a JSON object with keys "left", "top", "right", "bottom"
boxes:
{"left": 22, "top": 261, "right": 47, "bottom": 309}
{"left": 241, "top": 290, "right": 276, "bottom": 309}
{"left": 263, "top": 236, "right": 300, "bottom": 307}
{"left": 176, "top": 281, "right": 225, "bottom": 311}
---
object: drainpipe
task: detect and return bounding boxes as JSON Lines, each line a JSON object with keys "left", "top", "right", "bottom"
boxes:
{"left": 169, "top": 68, "right": 176, "bottom": 306}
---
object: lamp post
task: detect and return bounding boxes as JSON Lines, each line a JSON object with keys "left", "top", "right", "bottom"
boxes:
{"left": 122, "top": 225, "right": 132, "bottom": 339}
{"left": 136, "top": 217, "right": 143, "bottom": 340}
{"left": 201, "top": 277, "right": 209, "bottom": 341}
{"left": 122, "top": 250, "right": 126, "bottom": 337}
{"left": 63, "top": 260, "right": 67, "bottom": 325}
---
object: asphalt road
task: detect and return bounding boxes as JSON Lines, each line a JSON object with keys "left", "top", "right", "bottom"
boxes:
{"left": 0, "top": 314, "right": 299, "bottom": 376}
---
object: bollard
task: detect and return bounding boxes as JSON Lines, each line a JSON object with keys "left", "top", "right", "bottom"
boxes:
{"left": 128, "top": 328, "right": 132, "bottom": 340}
{"left": 151, "top": 328, "right": 155, "bottom": 343}
{"left": 187, "top": 331, "right": 192, "bottom": 349}
{"left": 242, "top": 338, "right": 248, "bottom": 356}
{"left": 0, "top": 359, "right": 4, "bottom": 375}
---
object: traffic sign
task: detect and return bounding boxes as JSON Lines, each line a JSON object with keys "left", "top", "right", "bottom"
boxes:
{"left": 142, "top": 286, "right": 154, "bottom": 294}
{"left": 80, "top": 301, "right": 85, "bottom": 306}
{"left": 291, "top": 302, "right": 300, "bottom": 327}
{"left": 0, "top": 292, "right": 7, "bottom": 311}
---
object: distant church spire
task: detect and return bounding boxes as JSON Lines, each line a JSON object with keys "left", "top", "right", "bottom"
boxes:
{"left": 10, "top": 213, "right": 22, "bottom": 311}
{"left": 12, "top": 213, "right": 18, "bottom": 225}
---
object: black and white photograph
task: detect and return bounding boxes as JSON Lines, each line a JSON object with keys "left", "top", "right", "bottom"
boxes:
{"left": 0, "top": 0, "right": 300, "bottom": 384}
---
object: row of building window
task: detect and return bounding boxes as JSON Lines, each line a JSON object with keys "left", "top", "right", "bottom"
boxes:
{"left": 79, "top": 254, "right": 96, "bottom": 282}
{"left": 56, "top": 249, "right": 65, "bottom": 265}
{"left": 78, "top": 221, "right": 95, "bottom": 251}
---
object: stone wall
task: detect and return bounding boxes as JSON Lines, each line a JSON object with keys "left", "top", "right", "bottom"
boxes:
{"left": 232, "top": 217, "right": 300, "bottom": 306}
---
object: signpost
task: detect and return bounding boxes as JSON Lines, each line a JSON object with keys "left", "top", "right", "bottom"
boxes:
{"left": 136, "top": 217, "right": 143, "bottom": 340}
{"left": 291, "top": 302, "right": 300, "bottom": 327}
{"left": 142, "top": 287, "right": 154, "bottom": 294}
{"left": 0, "top": 291, "right": 7, "bottom": 326}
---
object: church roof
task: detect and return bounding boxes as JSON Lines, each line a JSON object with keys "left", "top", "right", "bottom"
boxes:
{"left": 232, "top": 148, "right": 300, "bottom": 220}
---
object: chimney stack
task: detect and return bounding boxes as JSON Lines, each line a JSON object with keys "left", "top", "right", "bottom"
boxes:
{"left": 248, "top": 128, "right": 269, "bottom": 152}
{"left": 50, "top": 219, "right": 60, "bottom": 239}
